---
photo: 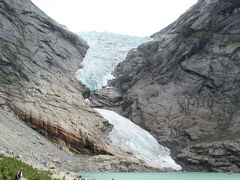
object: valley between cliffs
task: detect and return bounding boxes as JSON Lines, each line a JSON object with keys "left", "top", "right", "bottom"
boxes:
{"left": 1, "top": 0, "right": 240, "bottom": 173}
{"left": 0, "top": 0, "right": 159, "bottom": 172}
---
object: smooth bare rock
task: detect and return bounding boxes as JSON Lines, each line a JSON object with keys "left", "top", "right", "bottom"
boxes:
{"left": 90, "top": 155, "right": 161, "bottom": 172}
{"left": 53, "top": 157, "right": 61, "bottom": 164}
{"left": 0, "top": 0, "right": 161, "bottom": 172}
{"left": 92, "top": 0, "right": 240, "bottom": 172}
{"left": 89, "top": 87, "right": 123, "bottom": 114}
{"left": 90, "top": 87, "right": 123, "bottom": 108}
{"left": 177, "top": 139, "right": 240, "bottom": 172}
{"left": 0, "top": 0, "right": 114, "bottom": 156}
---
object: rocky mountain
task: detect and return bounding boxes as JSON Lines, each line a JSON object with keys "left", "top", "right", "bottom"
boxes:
{"left": 0, "top": 0, "right": 157, "bottom": 171}
{"left": 90, "top": 0, "right": 240, "bottom": 172}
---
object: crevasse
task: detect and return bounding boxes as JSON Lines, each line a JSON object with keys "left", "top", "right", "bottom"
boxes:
{"left": 76, "top": 31, "right": 150, "bottom": 91}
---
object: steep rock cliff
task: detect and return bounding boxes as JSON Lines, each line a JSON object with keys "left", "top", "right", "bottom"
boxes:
{"left": 0, "top": 0, "right": 158, "bottom": 171}
{"left": 0, "top": 0, "right": 114, "bottom": 155}
{"left": 91, "top": 0, "right": 240, "bottom": 172}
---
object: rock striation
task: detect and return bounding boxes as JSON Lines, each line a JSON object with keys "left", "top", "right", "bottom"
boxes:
{"left": 0, "top": 0, "right": 159, "bottom": 171}
{"left": 91, "top": 0, "right": 240, "bottom": 172}
{"left": 0, "top": 0, "right": 113, "bottom": 155}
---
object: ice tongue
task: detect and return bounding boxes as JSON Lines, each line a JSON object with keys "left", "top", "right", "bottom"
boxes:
{"left": 95, "top": 108, "right": 181, "bottom": 171}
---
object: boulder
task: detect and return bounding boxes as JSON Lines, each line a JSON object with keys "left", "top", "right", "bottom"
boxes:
{"left": 46, "top": 161, "right": 55, "bottom": 169}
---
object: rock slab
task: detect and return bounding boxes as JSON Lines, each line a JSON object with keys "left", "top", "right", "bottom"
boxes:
{"left": 91, "top": 0, "right": 240, "bottom": 172}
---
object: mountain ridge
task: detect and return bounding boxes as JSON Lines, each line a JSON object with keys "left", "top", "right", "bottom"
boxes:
{"left": 90, "top": 0, "right": 240, "bottom": 172}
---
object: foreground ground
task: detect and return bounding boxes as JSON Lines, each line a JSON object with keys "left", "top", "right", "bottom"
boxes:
{"left": 0, "top": 154, "right": 52, "bottom": 180}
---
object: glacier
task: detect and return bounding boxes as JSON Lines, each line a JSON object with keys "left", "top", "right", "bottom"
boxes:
{"left": 95, "top": 108, "right": 181, "bottom": 171}
{"left": 76, "top": 31, "right": 181, "bottom": 170}
{"left": 76, "top": 31, "right": 150, "bottom": 91}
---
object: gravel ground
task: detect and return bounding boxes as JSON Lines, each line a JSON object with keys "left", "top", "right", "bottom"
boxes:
{"left": 0, "top": 105, "right": 97, "bottom": 173}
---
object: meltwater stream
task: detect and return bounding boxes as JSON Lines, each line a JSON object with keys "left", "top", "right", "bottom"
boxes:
{"left": 76, "top": 31, "right": 181, "bottom": 170}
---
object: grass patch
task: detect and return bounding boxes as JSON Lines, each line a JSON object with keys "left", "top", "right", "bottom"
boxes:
{"left": 0, "top": 154, "right": 53, "bottom": 180}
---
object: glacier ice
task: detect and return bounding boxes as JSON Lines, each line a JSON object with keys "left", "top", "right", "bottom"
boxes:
{"left": 76, "top": 31, "right": 180, "bottom": 170}
{"left": 95, "top": 108, "right": 181, "bottom": 171}
{"left": 76, "top": 31, "right": 150, "bottom": 91}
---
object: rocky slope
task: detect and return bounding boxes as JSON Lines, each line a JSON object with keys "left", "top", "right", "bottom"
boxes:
{"left": 0, "top": 0, "right": 157, "bottom": 171}
{"left": 0, "top": 107, "right": 155, "bottom": 172}
{"left": 90, "top": 0, "right": 240, "bottom": 172}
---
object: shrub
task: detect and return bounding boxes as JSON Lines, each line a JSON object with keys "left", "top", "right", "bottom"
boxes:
{"left": 0, "top": 154, "right": 52, "bottom": 180}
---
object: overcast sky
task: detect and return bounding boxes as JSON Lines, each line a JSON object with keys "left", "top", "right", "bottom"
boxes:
{"left": 31, "top": 0, "right": 197, "bottom": 36}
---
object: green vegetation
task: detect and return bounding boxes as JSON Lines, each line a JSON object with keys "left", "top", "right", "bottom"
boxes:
{"left": 0, "top": 154, "right": 53, "bottom": 180}
{"left": 214, "top": 53, "right": 230, "bottom": 58}
{"left": 222, "top": 39, "right": 240, "bottom": 47}
{"left": 199, "top": 49, "right": 210, "bottom": 55}
{"left": 229, "top": 39, "right": 240, "bottom": 45}
{"left": 0, "top": 75, "right": 13, "bottom": 85}
{"left": 0, "top": 43, "right": 17, "bottom": 61}
{"left": 0, "top": 73, "right": 22, "bottom": 86}
{"left": 0, "top": 1, "right": 14, "bottom": 15}
{"left": 187, "top": 29, "right": 213, "bottom": 39}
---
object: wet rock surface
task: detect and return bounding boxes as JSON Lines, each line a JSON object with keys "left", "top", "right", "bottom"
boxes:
{"left": 92, "top": 0, "right": 240, "bottom": 172}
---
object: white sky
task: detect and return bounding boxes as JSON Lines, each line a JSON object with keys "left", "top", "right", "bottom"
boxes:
{"left": 31, "top": 0, "right": 197, "bottom": 37}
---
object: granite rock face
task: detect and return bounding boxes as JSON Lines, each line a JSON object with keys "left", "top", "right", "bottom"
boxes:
{"left": 92, "top": 0, "right": 240, "bottom": 172}
{"left": 177, "top": 139, "right": 240, "bottom": 172}
{"left": 0, "top": 0, "right": 156, "bottom": 171}
{"left": 0, "top": 0, "right": 114, "bottom": 155}
{"left": 89, "top": 87, "right": 123, "bottom": 114}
